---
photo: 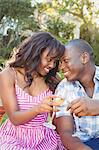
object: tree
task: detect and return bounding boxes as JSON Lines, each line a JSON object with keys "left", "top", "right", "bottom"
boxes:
{"left": 46, "top": 16, "right": 75, "bottom": 43}
{"left": 46, "top": 0, "right": 99, "bottom": 64}
{"left": 33, "top": 1, "right": 75, "bottom": 43}
{"left": 0, "top": 0, "right": 99, "bottom": 66}
{"left": 0, "top": 0, "right": 40, "bottom": 66}
{"left": 0, "top": 0, "right": 32, "bottom": 22}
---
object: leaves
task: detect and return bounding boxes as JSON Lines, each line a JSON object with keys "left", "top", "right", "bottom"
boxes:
{"left": 0, "top": 0, "right": 99, "bottom": 66}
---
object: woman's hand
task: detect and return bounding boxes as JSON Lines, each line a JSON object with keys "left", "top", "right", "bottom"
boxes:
{"left": 37, "top": 95, "right": 62, "bottom": 114}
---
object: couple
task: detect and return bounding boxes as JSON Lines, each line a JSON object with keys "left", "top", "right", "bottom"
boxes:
{"left": 0, "top": 32, "right": 99, "bottom": 150}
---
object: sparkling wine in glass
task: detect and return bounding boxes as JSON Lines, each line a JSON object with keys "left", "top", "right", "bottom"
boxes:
{"left": 43, "top": 97, "right": 64, "bottom": 130}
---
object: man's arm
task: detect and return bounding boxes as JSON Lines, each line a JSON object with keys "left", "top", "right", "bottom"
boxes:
{"left": 55, "top": 116, "right": 92, "bottom": 150}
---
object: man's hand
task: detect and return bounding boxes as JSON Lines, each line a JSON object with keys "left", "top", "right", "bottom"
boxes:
{"left": 68, "top": 97, "right": 99, "bottom": 117}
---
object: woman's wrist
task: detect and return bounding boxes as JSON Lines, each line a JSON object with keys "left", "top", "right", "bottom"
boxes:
{"left": 33, "top": 105, "right": 41, "bottom": 116}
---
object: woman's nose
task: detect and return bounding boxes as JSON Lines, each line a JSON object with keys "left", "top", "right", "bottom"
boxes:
{"left": 59, "top": 61, "right": 65, "bottom": 70}
{"left": 48, "top": 61, "right": 55, "bottom": 68}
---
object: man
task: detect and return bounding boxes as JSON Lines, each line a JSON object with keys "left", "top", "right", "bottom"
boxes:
{"left": 55, "top": 39, "right": 99, "bottom": 150}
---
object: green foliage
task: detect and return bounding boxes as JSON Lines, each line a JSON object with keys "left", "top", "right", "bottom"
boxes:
{"left": 57, "top": 70, "right": 65, "bottom": 80}
{"left": 92, "top": 32, "right": 99, "bottom": 65}
{"left": 0, "top": 57, "right": 5, "bottom": 67}
{"left": 0, "top": 47, "right": 11, "bottom": 58}
{"left": 80, "top": 22, "right": 99, "bottom": 65}
{"left": 0, "top": 114, "right": 8, "bottom": 125}
{"left": 0, "top": 0, "right": 41, "bottom": 67}
{"left": 20, "top": 17, "right": 40, "bottom": 31}
{"left": 51, "top": 0, "right": 96, "bottom": 24}
{"left": 0, "top": 0, "right": 99, "bottom": 66}
{"left": 46, "top": 17, "right": 75, "bottom": 44}
{"left": 0, "top": 0, "right": 33, "bottom": 21}
{"left": 0, "top": 47, "right": 12, "bottom": 67}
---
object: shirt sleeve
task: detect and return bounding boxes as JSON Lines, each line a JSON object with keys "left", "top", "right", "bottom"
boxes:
{"left": 55, "top": 79, "right": 71, "bottom": 118}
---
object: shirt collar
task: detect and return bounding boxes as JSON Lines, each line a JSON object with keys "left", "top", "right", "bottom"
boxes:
{"left": 74, "top": 66, "right": 99, "bottom": 88}
{"left": 94, "top": 66, "right": 99, "bottom": 81}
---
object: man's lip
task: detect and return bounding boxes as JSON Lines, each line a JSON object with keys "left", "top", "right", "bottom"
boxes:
{"left": 63, "top": 71, "right": 70, "bottom": 76}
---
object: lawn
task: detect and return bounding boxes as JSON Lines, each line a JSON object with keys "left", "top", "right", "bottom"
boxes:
{"left": 0, "top": 114, "right": 8, "bottom": 126}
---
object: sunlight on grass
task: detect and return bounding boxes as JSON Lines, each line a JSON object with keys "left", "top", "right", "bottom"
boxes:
{"left": 0, "top": 114, "right": 8, "bottom": 126}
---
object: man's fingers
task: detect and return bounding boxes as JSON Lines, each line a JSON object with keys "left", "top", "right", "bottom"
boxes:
{"left": 71, "top": 99, "right": 80, "bottom": 105}
{"left": 70, "top": 100, "right": 83, "bottom": 111}
{"left": 67, "top": 103, "right": 71, "bottom": 110}
{"left": 70, "top": 106, "right": 83, "bottom": 114}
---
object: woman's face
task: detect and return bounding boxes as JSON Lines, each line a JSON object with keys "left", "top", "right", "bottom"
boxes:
{"left": 38, "top": 49, "right": 57, "bottom": 76}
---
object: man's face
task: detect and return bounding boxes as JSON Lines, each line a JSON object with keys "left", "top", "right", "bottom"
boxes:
{"left": 60, "top": 46, "right": 84, "bottom": 81}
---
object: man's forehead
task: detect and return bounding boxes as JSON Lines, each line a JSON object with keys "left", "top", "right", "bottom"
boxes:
{"left": 61, "top": 50, "right": 70, "bottom": 59}
{"left": 65, "top": 46, "right": 80, "bottom": 55}
{"left": 63, "top": 47, "right": 74, "bottom": 56}
{"left": 65, "top": 45, "right": 76, "bottom": 51}
{"left": 61, "top": 47, "right": 80, "bottom": 60}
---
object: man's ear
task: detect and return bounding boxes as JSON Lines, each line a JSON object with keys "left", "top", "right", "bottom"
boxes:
{"left": 81, "top": 52, "right": 89, "bottom": 64}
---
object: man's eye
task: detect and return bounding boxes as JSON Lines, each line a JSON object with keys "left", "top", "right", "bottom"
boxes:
{"left": 64, "top": 60, "right": 68, "bottom": 63}
{"left": 64, "top": 59, "right": 69, "bottom": 63}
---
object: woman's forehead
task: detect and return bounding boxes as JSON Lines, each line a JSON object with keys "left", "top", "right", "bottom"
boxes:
{"left": 41, "top": 48, "right": 56, "bottom": 57}
{"left": 45, "top": 48, "right": 58, "bottom": 57}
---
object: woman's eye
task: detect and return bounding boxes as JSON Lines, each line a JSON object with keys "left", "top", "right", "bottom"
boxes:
{"left": 47, "top": 58, "right": 52, "bottom": 62}
{"left": 59, "top": 61, "right": 62, "bottom": 64}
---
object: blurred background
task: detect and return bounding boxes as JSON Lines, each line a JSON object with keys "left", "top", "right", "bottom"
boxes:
{"left": 0, "top": 0, "right": 99, "bottom": 67}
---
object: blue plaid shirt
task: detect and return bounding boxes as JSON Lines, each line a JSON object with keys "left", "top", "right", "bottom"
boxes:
{"left": 55, "top": 66, "right": 99, "bottom": 142}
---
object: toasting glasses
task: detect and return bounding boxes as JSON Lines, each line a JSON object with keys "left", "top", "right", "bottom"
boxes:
{"left": 43, "top": 87, "right": 78, "bottom": 129}
{"left": 43, "top": 97, "right": 64, "bottom": 130}
{"left": 54, "top": 87, "right": 79, "bottom": 115}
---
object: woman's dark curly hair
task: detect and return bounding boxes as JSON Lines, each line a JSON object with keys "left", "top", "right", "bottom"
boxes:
{"left": 9, "top": 32, "right": 65, "bottom": 92}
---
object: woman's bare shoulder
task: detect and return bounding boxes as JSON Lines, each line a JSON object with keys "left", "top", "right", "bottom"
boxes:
{"left": 0, "top": 67, "right": 15, "bottom": 84}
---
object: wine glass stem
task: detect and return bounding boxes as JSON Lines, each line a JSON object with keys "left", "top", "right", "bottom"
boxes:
{"left": 50, "top": 111, "right": 55, "bottom": 124}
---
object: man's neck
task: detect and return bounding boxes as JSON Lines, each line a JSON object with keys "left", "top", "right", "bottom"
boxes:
{"left": 79, "top": 64, "right": 96, "bottom": 88}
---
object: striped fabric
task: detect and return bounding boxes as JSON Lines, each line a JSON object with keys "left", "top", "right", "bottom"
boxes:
{"left": 0, "top": 84, "right": 66, "bottom": 150}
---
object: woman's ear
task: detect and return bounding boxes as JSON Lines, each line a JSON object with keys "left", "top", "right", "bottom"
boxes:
{"left": 81, "top": 52, "right": 89, "bottom": 64}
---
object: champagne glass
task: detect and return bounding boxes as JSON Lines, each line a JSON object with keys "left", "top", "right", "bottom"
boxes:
{"left": 43, "top": 97, "right": 64, "bottom": 130}
{"left": 54, "top": 87, "right": 78, "bottom": 115}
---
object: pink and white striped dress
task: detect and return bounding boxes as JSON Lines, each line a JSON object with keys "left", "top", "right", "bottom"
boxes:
{"left": 0, "top": 82, "right": 66, "bottom": 149}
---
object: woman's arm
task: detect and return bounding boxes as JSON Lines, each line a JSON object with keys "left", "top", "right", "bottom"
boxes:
{"left": 0, "top": 68, "right": 53, "bottom": 126}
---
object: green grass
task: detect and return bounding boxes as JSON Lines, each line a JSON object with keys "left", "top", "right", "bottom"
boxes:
{"left": 0, "top": 114, "right": 8, "bottom": 126}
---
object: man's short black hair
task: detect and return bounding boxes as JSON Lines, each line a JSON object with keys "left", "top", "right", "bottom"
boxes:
{"left": 65, "top": 39, "right": 94, "bottom": 61}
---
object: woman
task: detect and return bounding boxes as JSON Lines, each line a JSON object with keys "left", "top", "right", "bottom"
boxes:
{"left": 0, "top": 32, "right": 66, "bottom": 150}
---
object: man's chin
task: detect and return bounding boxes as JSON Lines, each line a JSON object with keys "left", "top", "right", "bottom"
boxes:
{"left": 65, "top": 76, "right": 74, "bottom": 81}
